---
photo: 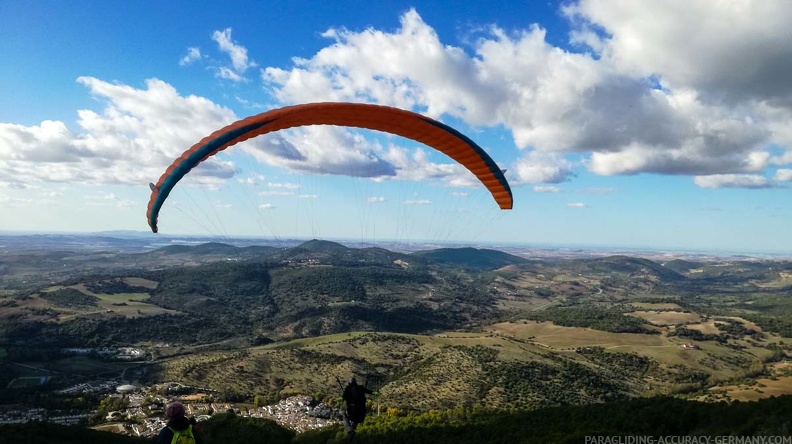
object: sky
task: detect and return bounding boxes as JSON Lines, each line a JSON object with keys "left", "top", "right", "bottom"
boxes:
{"left": 1, "top": 0, "right": 791, "bottom": 253}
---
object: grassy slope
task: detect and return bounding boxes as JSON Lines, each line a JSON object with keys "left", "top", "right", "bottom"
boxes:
{"left": 150, "top": 309, "right": 792, "bottom": 408}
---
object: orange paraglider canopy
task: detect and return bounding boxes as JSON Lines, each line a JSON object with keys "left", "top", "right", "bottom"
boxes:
{"left": 147, "top": 102, "right": 512, "bottom": 233}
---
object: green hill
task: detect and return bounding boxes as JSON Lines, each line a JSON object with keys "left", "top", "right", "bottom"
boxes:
{"left": 662, "top": 259, "right": 703, "bottom": 273}
{"left": 411, "top": 247, "right": 528, "bottom": 270}
{"left": 296, "top": 239, "right": 349, "bottom": 252}
{"left": 565, "top": 255, "right": 685, "bottom": 282}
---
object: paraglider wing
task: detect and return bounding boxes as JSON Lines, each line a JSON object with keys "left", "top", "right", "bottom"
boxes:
{"left": 146, "top": 102, "right": 513, "bottom": 233}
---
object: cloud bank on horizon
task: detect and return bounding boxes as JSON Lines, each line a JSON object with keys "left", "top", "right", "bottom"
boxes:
{"left": 2, "top": 1, "right": 791, "bottom": 192}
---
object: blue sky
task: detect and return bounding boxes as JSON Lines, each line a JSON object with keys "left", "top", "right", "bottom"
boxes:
{"left": 1, "top": 1, "right": 791, "bottom": 253}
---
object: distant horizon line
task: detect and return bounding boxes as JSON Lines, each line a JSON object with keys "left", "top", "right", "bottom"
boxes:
{"left": 1, "top": 229, "right": 790, "bottom": 259}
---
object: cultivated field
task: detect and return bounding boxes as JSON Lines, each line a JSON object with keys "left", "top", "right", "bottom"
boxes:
{"left": 487, "top": 320, "right": 667, "bottom": 349}
{"left": 627, "top": 311, "right": 700, "bottom": 326}
{"left": 685, "top": 321, "right": 723, "bottom": 334}
{"left": 707, "top": 376, "right": 792, "bottom": 401}
{"left": 122, "top": 277, "right": 159, "bottom": 289}
{"left": 37, "top": 283, "right": 177, "bottom": 319}
{"left": 485, "top": 320, "right": 786, "bottom": 382}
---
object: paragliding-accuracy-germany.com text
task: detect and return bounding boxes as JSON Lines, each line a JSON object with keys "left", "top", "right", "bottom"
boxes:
{"left": 585, "top": 437, "right": 792, "bottom": 444}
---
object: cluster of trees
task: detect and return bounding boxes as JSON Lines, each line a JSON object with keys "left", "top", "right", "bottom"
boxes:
{"left": 670, "top": 319, "right": 763, "bottom": 344}
{"left": 673, "top": 292, "right": 792, "bottom": 339}
{"left": 8, "top": 313, "right": 240, "bottom": 347}
{"left": 147, "top": 262, "right": 272, "bottom": 311}
{"left": 714, "top": 318, "right": 757, "bottom": 337}
{"left": 84, "top": 279, "right": 150, "bottom": 295}
{"left": 353, "top": 333, "right": 420, "bottom": 347}
{"left": 40, "top": 288, "right": 98, "bottom": 308}
{"left": 664, "top": 364, "right": 711, "bottom": 386}
{"left": 271, "top": 268, "right": 366, "bottom": 302}
{"left": 668, "top": 326, "right": 725, "bottom": 342}
{"left": 444, "top": 345, "right": 497, "bottom": 365}
{"left": 444, "top": 345, "right": 627, "bottom": 409}
{"left": 90, "top": 396, "right": 130, "bottom": 424}
{"left": 354, "top": 268, "right": 434, "bottom": 286}
{"left": 741, "top": 314, "right": 792, "bottom": 338}
{"left": 576, "top": 346, "right": 654, "bottom": 377}
{"left": 525, "top": 306, "right": 657, "bottom": 334}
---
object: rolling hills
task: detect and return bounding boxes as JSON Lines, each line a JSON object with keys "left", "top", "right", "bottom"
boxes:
{"left": 2, "top": 240, "right": 792, "bottom": 415}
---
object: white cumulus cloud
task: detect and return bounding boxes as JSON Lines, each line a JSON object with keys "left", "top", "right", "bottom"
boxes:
{"left": 8, "top": 4, "right": 792, "bottom": 199}
{"left": 0, "top": 77, "right": 236, "bottom": 188}
{"left": 238, "top": 175, "right": 266, "bottom": 186}
{"left": 260, "top": 6, "right": 789, "bottom": 181}
{"left": 212, "top": 28, "right": 257, "bottom": 81}
{"left": 533, "top": 186, "right": 561, "bottom": 193}
{"left": 180, "top": 47, "right": 202, "bottom": 66}
{"left": 693, "top": 174, "right": 773, "bottom": 189}
{"left": 565, "top": 0, "right": 792, "bottom": 106}
{"left": 773, "top": 169, "right": 792, "bottom": 181}
{"left": 512, "top": 152, "right": 574, "bottom": 184}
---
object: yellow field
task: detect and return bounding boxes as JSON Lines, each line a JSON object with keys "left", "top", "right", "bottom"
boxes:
{"left": 752, "top": 271, "right": 792, "bottom": 288}
{"left": 772, "top": 362, "right": 792, "bottom": 375}
{"left": 25, "top": 284, "right": 177, "bottom": 319}
{"left": 685, "top": 321, "right": 722, "bottom": 334}
{"left": 485, "top": 320, "right": 772, "bottom": 381}
{"left": 487, "top": 320, "right": 668, "bottom": 349}
{"left": 716, "top": 316, "right": 763, "bottom": 332}
{"left": 709, "top": 376, "right": 792, "bottom": 401}
{"left": 123, "top": 277, "right": 159, "bottom": 289}
{"left": 96, "top": 296, "right": 179, "bottom": 318}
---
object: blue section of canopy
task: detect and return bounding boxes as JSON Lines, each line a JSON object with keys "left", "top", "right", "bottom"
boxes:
{"left": 148, "top": 119, "right": 274, "bottom": 232}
